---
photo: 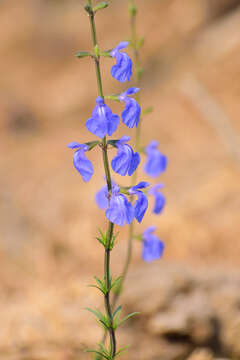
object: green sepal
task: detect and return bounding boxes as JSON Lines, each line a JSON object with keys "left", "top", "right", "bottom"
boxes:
{"left": 112, "top": 305, "right": 122, "bottom": 329}
{"left": 119, "top": 187, "right": 130, "bottom": 195}
{"left": 93, "top": 1, "right": 108, "bottom": 12}
{"left": 94, "top": 44, "right": 100, "bottom": 58}
{"left": 100, "top": 50, "right": 112, "bottom": 58}
{"left": 75, "top": 51, "right": 92, "bottom": 58}
{"left": 105, "top": 94, "right": 120, "bottom": 101}
{"left": 143, "top": 106, "right": 153, "bottom": 115}
{"left": 107, "top": 139, "right": 119, "bottom": 148}
{"left": 85, "top": 140, "right": 100, "bottom": 150}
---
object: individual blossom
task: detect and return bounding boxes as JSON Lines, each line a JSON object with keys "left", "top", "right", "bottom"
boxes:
{"left": 142, "top": 227, "right": 165, "bottom": 262}
{"left": 119, "top": 87, "right": 141, "bottom": 128}
{"left": 144, "top": 141, "right": 168, "bottom": 177}
{"left": 111, "top": 136, "right": 140, "bottom": 176}
{"left": 129, "top": 182, "right": 149, "bottom": 223}
{"left": 110, "top": 42, "right": 132, "bottom": 82}
{"left": 86, "top": 97, "right": 120, "bottom": 138}
{"left": 148, "top": 184, "right": 166, "bottom": 214}
{"left": 68, "top": 142, "right": 93, "bottom": 182}
{"left": 96, "top": 182, "right": 134, "bottom": 227}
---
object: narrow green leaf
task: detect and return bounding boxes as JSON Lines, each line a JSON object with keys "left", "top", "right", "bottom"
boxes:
{"left": 107, "top": 139, "right": 119, "bottom": 147}
{"left": 113, "top": 305, "right": 122, "bottom": 318}
{"left": 118, "top": 312, "right": 140, "bottom": 327}
{"left": 75, "top": 51, "right": 92, "bottom": 58}
{"left": 96, "top": 237, "right": 105, "bottom": 247}
{"left": 113, "top": 305, "right": 122, "bottom": 329}
{"left": 85, "top": 307, "right": 105, "bottom": 322}
{"left": 85, "top": 140, "right": 99, "bottom": 150}
{"left": 115, "top": 346, "right": 130, "bottom": 358}
{"left": 85, "top": 350, "right": 109, "bottom": 360}
{"left": 99, "top": 319, "right": 109, "bottom": 330}
{"left": 93, "top": 1, "right": 108, "bottom": 12}
{"left": 94, "top": 276, "right": 107, "bottom": 293}
{"left": 111, "top": 276, "right": 122, "bottom": 291}
{"left": 88, "top": 285, "right": 105, "bottom": 295}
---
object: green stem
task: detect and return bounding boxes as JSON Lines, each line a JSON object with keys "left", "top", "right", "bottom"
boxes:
{"left": 87, "top": 3, "right": 116, "bottom": 358}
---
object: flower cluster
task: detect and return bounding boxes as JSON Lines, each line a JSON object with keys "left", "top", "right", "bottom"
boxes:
{"left": 68, "top": 42, "right": 167, "bottom": 262}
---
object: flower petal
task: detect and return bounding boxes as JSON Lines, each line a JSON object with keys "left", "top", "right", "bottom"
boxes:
{"left": 134, "top": 191, "right": 148, "bottom": 223}
{"left": 95, "top": 185, "right": 109, "bottom": 209}
{"left": 121, "top": 97, "right": 141, "bottom": 128}
{"left": 73, "top": 148, "right": 93, "bottom": 182}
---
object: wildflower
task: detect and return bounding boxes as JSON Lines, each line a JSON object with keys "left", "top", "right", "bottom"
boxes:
{"left": 96, "top": 182, "right": 134, "bottom": 227}
{"left": 86, "top": 97, "right": 120, "bottom": 138}
{"left": 144, "top": 141, "right": 168, "bottom": 177}
{"left": 119, "top": 87, "right": 141, "bottom": 128}
{"left": 111, "top": 136, "right": 140, "bottom": 176}
{"left": 142, "top": 226, "right": 164, "bottom": 262}
{"left": 95, "top": 180, "right": 119, "bottom": 210}
{"left": 68, "top": 142, "right": 93, "bottom": 182}
{"left": 129, "top": 182, "right": 149, "bottom": 223}
{"left": 110, "top": 42, "right": 132, "bottom": 82}
{"left": 148, "top": 184, "right": 166, "bottom": 214}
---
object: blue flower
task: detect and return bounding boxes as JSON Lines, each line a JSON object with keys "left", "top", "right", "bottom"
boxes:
{"left": 144, "top": 141, "right": 168, "bottom": 177}
{"left": 142, "top": 227, "right": 164, "bottom": 262}
{"left": 68, "top": 142, "right": 93, "bottom": 182}
{"left": 86, "top": 97, "right": 120, "bottom": 138}
{"left": 148, "top": 184, "right": 166, "bottom": 214}
{"left": 111, "top": 136, "right": 140, "bottom": 176}
{"left": 110, "top": 42, "right": 132, "bottom": 82}
{"left": 129, "top": 182, "right": 149, "bottom": 223}
{"left": 96, "top": 182, "right": 134, "bottom": 227}
{"left": 119, "top": 87, "right": 141, "bottom": 128}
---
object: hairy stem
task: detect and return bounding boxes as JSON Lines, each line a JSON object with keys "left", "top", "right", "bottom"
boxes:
{"left": 87, "top": 2, "right": 116, "bottom": 358}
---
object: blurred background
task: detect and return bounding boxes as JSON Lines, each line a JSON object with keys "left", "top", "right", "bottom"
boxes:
{"left": 0, "top": 0, "right": 240, "bottom": 359}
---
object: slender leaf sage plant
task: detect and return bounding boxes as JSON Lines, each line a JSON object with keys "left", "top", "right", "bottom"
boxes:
{"left": 68, "top": 0, "right": 168, "bottom": 358}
